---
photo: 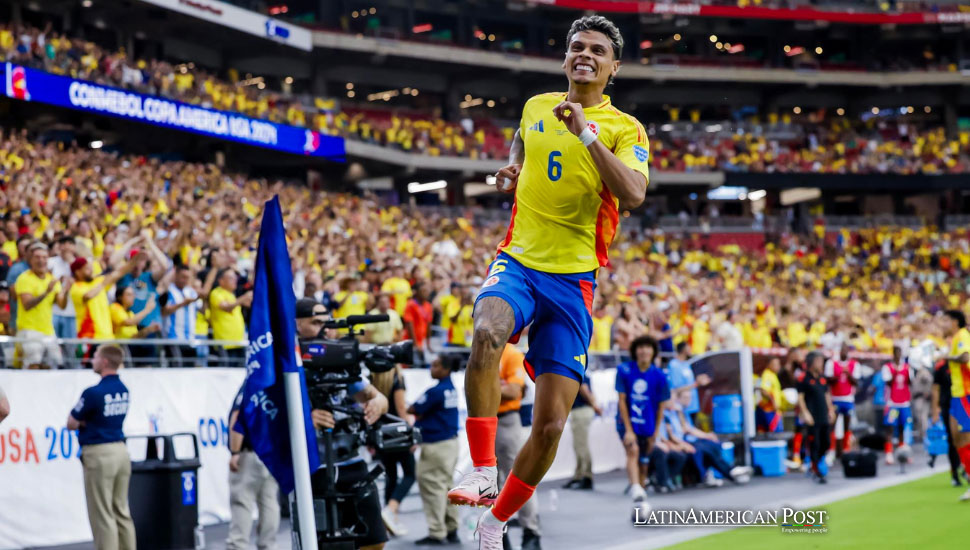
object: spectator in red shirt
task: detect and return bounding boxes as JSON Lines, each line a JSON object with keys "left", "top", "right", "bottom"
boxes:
{"left": 404, "top": 281, "right": 434, "bottom": 367}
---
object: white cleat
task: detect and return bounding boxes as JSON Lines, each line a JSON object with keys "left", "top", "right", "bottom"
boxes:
{"left": 475, "top": 510, "right": 506, "bottom": 550}
{"left": 960, "top": 488, "right": 970, "bottom": 502}
{"left": 704, "top": 470, "right": 724, "bottom": 487}
{"left": 449, "top": 467, "right": 499, "bottom": 507}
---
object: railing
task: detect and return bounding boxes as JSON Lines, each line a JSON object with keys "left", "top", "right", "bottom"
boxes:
{"left": 0, "top": 336, "right": 248, "bottom": 369}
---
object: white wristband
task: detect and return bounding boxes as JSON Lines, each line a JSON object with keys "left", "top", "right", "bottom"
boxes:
{"left": 579, "top": 127, "right": 598, "bottom": 147}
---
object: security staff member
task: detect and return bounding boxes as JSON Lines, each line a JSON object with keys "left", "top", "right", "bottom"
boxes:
{"left": 227, "top": 387, "right": 280, "bottom": 550}
{"left": 409, "top": 354, "right": 460, "bottom": 546}
{"left": 296, "top": 298, "right": 389, "bottom": 550}
{"left": 66, "top": 344, "right": 136, "bottom": 550}
{"left": 797, "top": 351, "right": 835, "bottom": 485}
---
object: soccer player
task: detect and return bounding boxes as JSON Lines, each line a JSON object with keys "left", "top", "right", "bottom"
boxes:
{"left": 941, "top": 310, "right": 970, "bottom": 501}
{"left": 755, "top": 357, "right": 784, "bottom": 433}
{"left": 882, "top": 346, "right": 914, "bottom": 465}
{"left": 824, "top": 343, "right": 860, "bottom": 457}
{"left": 444, "top": 15, "right": 649, "bottom": 548}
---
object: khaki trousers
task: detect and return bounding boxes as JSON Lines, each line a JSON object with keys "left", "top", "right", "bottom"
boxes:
{"left": 496, "top": 412, "right": 539, "bottom": 533}
{"left": 81, "top": 441, "right": 136, "bottom": 550}
{"left": 570, "top": 405, "right": 594, "bottom": 480}
{"left": 227, "top": 451, "right": 280, "bottom": 550}
{"left": 417, "top": 438, "right": 459, "bottom": 539}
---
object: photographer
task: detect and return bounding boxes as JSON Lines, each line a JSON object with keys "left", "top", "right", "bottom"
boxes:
{"left": 295, "top": 298, "right": 390, "bottom": 550}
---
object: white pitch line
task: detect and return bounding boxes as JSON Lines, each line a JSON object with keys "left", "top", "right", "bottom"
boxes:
{"left": 605, "top": 462, "right": 947, "bottom": 550}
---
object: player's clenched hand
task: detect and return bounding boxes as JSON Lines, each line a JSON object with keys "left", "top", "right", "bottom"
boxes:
{"left": 495, "top": 164, "right": 521, "bottom": 193}
{"left": 552, "top": 101, "right": 587, "bottom": 137}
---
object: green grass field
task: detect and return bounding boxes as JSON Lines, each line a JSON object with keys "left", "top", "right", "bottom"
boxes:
{"left": 669, "top": 473, "right": 967, "bottom": 550}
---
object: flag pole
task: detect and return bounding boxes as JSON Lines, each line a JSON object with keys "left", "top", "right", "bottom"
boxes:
{"left": 285, "top": 368, "right": 319, "bottom": 550}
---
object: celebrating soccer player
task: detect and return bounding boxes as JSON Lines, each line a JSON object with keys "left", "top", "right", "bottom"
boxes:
{"left": 941, "top": 310, "right": 970, "bottom": 501}
{"left": 444, "top": 14, "right": 649, "bottom": 549}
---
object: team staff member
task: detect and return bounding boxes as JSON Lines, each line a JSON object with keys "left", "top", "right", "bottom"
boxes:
{"left": 941, "top": 310, "right": 970, "bottom": 502}
{"left": 931, "top": 356, "right": 963, "bottom": 487}
{"left": 798, "top": 351, "right": 835, "bottom": 485}
{"left": 564, "top": 372, "right": 602, "bottom": 490}
{"left": 16, "top": 241, "right": 71, "bottom": 368}
{"left": 616, "top": 336, "right": 670, "bottom": 505}
{"left": 666, "top": 342, "right": 710, "bottom": 423}
{"left": 409, "top": 355, "right": 461, "bottom": 546}
{"left": 227, "top": 386, "right": 279, "bottom": 550}
{"left": 66, "top": 345, "right": 136, "bottom": 550}
{"left": 297, "top": 298, "right": 389, "bottom": 550}
{"left": 495, "top": 344, "right": 541, "bottom": 550}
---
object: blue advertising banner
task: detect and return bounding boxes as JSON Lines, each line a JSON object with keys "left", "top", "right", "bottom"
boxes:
{"left": 2, "top": 63, "right": 344, "bottom": 161}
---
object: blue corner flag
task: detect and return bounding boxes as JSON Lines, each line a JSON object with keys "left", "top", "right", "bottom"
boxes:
{"left": 239, "top": 196, "right": 320, "bottom": 494}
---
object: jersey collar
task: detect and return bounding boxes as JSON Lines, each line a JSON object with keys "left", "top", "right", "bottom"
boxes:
{"left": 561, "top": 92, "right": 612, "bottom": 110}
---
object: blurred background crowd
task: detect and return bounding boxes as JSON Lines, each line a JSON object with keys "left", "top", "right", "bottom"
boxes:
{"left": 2, "top": 125, "right": 969, "bottom": 369}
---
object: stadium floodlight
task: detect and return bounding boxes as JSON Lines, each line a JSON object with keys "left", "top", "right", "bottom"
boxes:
{"left": 408, "top": 180, "right": 447, "bottom": 193}
{"left": 89, "top": 140, "right": 103, "bottom": 149}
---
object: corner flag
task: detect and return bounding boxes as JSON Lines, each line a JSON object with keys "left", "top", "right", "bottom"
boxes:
{"left": 239, "top": 195, "right": 320, "bottom": 494}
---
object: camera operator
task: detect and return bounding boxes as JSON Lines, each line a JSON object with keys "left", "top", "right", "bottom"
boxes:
{"left": 295, "top": 298, "right": 390, "bottom": 550}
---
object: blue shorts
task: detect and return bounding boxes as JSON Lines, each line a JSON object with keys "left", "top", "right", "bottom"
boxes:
{"left": 476, "top": 252, "right": 595, "bottom": 383}
{"left": 834, "top": 401, "right": 854, "bottom": 415}
{"left": 756, "top": 408, "right": 783, "bottom": 433}
{"left": 950, "top": 397, "right": 970, "bottom": 433}
{"left": 616, "top": 423, "right": 651, "bottom": 462}
{"left": 883, "top": 406, "right": 912, "bottom": 429}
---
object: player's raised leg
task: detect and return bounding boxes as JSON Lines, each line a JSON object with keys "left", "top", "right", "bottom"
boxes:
{"left": 447, "top": 296, "right": 516, "bottom": 507}
{"left": 475, "top": 373, "right": 579, "bottom": 543}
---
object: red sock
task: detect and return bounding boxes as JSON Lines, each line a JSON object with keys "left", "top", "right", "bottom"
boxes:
{"left": 492, "top": 473, "right": 536, "bottom": 522}
{"left": 884, "top": 440, "right": 893, "bottom": 454}
{"left": 958, "top": 444, "right": 970, "bottom": 473}
{"left": 466, "top": 417, "right": 498, "bottom": 468}
{"left": 843, "top": 433, "right": 852, "bottom": 452}
{"left": 792, "top": 432, "right": 803, "bottom": 456}
{"left": 829, "top": 437, "right": 836, "bottom": 453}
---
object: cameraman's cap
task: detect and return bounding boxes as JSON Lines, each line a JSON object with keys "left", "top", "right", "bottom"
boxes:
{"left": 296, "top": 297, "right": 326, "bottom": 319}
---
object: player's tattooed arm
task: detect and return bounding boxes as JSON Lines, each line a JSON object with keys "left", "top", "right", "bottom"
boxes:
{"left": 509, "top": 128, "right": 524, "bottom": 165}
{"left": 495, "top": 129, "right": 524, "bottom": 194}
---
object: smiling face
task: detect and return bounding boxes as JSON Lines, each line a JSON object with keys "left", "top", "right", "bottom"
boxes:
{"left": 563, "top": 30, "right": 619, "bottom": 89}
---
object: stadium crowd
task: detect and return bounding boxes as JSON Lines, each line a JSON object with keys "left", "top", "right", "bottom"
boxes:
{"left": 0, "top": 21, "right": 512, "bottom": 160}
{"left": 1, "top": 126, "right": 969, "bottom": 367}
{"left": 5, "top": 21, "right": 970, "bottom": 174}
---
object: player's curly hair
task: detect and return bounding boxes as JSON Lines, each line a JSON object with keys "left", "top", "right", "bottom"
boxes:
{"left": 566, "top": 15, "right": 624, "bottom": 61}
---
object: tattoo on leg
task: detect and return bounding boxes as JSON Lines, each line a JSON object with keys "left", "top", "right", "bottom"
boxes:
{"left": 472, "top": 297, "right": 515, "bottom": 352}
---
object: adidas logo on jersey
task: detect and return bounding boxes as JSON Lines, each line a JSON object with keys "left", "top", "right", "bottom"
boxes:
{"left": 528, "top": 120, "right": 544, "bottom": 132}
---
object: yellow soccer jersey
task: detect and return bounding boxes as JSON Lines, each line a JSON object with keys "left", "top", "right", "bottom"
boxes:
{"left": 950, "top": 327, "right": 970, "bottom": 398}
{"left": 498, "top": 93, "right": 649, "bottom": 273}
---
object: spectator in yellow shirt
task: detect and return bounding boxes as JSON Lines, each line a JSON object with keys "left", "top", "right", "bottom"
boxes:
{"left": 15, "top": 242, "right": 70, "bottom": 368}
{"left": 110, "top": 286, "right": 160, "bottom": 341}
{"left": 209, "top": 269, "right": 252, "bottom": 363}
{"left": 70, "top": 254, "right": 141, "bottom": 340}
